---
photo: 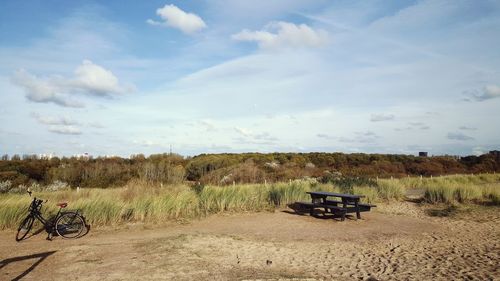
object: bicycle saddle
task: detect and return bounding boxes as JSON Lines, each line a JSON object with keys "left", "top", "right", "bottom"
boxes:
{"left": 57, "top": 202, "right": 68, "bottom": 208}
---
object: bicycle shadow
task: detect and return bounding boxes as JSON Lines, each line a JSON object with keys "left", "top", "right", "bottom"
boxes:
{"left": 0, "top": 251, "right": 56, "bottom": 281}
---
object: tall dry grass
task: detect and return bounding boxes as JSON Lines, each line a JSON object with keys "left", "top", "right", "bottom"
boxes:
{"left": 387, "top": 173, "right": 500, "bottom": 204}
{"left": 382, "top": 173, "right": 500, "bottom": 204}
{"left": 1, "top": 174, "right": 498, "bottom": 230}
{"left": 375, "top": 180, "right": 405, "bottom": 200}
{"left": 0, "top": 180, "right": 332, "bottom": 230}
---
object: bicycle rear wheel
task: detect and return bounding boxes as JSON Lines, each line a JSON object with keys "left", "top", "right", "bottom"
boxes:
{"left": 55, "top": 212, "right": 85, "bottom": 239}
{"left": 16, "top": 216, "right": 34, "bottom": 241}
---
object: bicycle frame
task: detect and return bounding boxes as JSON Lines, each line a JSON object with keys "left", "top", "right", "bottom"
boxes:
{"left": 27, "top": 197, "right": 65, "bottom": 230}
{"left": 17, "top": 190, "right": 88, "bottom": 241}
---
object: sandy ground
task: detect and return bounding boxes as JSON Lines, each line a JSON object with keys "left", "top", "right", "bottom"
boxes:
{"left": 1, "top": 202, "right": 499, "bottom": 281}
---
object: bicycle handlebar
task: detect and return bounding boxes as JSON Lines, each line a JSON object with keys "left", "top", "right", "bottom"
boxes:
{"left": 30, "top": 197, "right": 47, "bottom": 209}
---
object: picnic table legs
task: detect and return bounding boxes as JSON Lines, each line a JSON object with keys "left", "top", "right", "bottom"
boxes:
{"left": 354, "top": 200, "right": 361, "bottom": 220}
{"left": 342, "top": 200, "right": 349, "bottom": 220}
{"left": 321, "top": 197, "right": 329, "bottom": 215}
{"left": 342, "top": 199, "right": 361, "bottom": 220}
{"left": 311, "top": 196, "right": 329, "bottom": 216}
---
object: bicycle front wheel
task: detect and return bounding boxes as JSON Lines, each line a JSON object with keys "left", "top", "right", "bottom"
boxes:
{"left": 16, "top": 216, "right": 34, "bottom": 241}
{"left": 55, "top": 212, "right": 85, "bottom": 239}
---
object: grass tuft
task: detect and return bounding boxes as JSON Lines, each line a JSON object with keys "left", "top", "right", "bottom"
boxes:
{"left": 1, "top": 174, "right": 498, "bottom": 230}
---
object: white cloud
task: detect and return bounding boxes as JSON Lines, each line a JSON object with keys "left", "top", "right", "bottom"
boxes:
{"left": 132, "top": 139, "right": 162, "bottom": 147}
{"left": 459, "top": 126, "right": 477, "bottom": 131}
{"left": 473, "top": 85, "right": 500, "bottom": 101}
{"left": 447, "top": 132, "right": 474, "bottom": 141}
{"left": 233, "top": 127, "right": 278, "bottom": 145}
{"left": 368, "top": 0, "right": 482, "bottom": 34}
{"left": 407, "top": 122, "right": 430, "bottom": 130}
{"left": 71, "top": 60, "right": 132, "bottom": 96}
{"left": 198, "top": 119, "right": 216, "bottom": 131}
{"left": 48, "top": 125, "right": 82, "bottom": 135}
{"left": 88, "top": 121, "right": 105, "bottom": 128}
{"left": 146, "top": 19, "right": 161, "bottom": 26}
{"left": 12, "top": 70, "right": 84, "bottom": 108}
{"left": 336, "top": 131, "right": 380, "bottom": 144}
{"left": 147, "top": 4, "right": 206, "bottom": 34}
{"left": 355, "top": 131, "right": 378, "bottom": 137}
{"left": 234, "top": 126, "right": 252, "bottom": 137}
{"left": 31, "top": 112, "right": 83, "bottom": 135}
{"left": 232, "top": 21, "right": 329, "bottom": 49}
{"left": 317, "top": 133, "right": 335, "bottom": 140}
{"left": 12, "top": 60, "right": 133, "bottom": 107}
{"left": 370, "top": 113, "right": 395, "bottom": 122}
{"left": 253, "top": 132, "right": 277, "bottom": 142}
{"left": 31, "top": 112, "right": 79, "bottom": 126}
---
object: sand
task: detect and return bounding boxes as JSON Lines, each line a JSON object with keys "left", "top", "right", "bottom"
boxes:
{"left": 1, "top": 202, "right": 499, "bottom": 280}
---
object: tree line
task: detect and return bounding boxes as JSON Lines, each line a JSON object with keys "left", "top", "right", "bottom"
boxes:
{"left": 0, "top": 152, "right": 498, "bottom": 189}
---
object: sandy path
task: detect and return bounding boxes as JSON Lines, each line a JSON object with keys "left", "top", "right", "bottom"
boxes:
{"left": 1, "top": 203, "right": 499, "bottom": 281}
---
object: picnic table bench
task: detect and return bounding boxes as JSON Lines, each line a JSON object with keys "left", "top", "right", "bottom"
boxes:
{"left": 295, "top": 191, "right": 376, "bottom": 220}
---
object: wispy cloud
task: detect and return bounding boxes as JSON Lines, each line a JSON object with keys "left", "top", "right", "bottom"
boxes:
{"left": 132, "top": 139, "right": 163, "bottom": 147}
{"left": 1, "top": 1, "right": 499, "bottom": 156}
{"left": 233, "top": 127, "right": 278, "bottom": 145}
{"left": 31, "top": 112, "right": 79, "bottom": 126}
{"left": 395, "top": 121, "right": 430, "bottom": 131}
{"left": 355, "top": 131, "right": 378, "bottom": 137}
{"left": 343, "top": 131, "right": 380, "bottom": 143}
{"left": 317, "top": 133, "right": 335, "bottom": 140}
{"left": 48, "top": 125, "right": 82, "bottom": 135}
{"left": 198, "top": 119, "right": 217, "bottom": 132}
{"left": 409, "top": 122, "right": 430, "bottom": 130}
{"left": 31, "top": 112, "right": 83, "bottom": 135}
{"left": 370, "top": 113, "right": 395, "bottom": 122}
{"left": 317, "top": 131, "right": 379, "bottom": 143}
{"left": 253, "top": 132, "right": 277, "bottom": 142}
{"left": 459, "top": 126, "right": 477, "bottom": 131}
{"left": 88, "top": 121, "right": 105, "bottom": 129}
{"left": 234, "top": 127, "right": 252, "bottom": 137}
{"left": 447, "top": 132, "right": 474, "bottom": 141}
{"left": 232, "top": 21, "right": 329, "bottom": 50}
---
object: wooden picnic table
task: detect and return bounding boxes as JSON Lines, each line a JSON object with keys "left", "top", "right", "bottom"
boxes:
{"left": 306, "top": 191, "right": 367, "bottom": 219}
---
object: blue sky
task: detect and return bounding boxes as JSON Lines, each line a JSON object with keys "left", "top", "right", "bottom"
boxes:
{"left": 1, "top": 0, "right": 499, "bottom": 157}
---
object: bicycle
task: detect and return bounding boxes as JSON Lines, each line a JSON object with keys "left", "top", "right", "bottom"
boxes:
{"left": 16, "top": 190, "right": 89, "bottom": 241}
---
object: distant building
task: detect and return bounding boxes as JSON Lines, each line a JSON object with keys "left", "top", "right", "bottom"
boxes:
{"left": 39, "top": 153, "right": 55, "bottom": 160}
{"left": 74, "top": 152, "right": 91, "bottom": 160}
{"left": 419, "top": 152, "right": 428, "bottom": 157}
{"left": 103, "top": 154, "right": 118, "bottom": 159}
